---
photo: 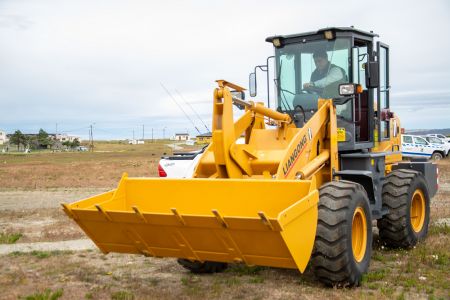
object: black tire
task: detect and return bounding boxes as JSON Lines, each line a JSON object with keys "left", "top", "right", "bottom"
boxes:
{"left": 377, "top": 169, "right": 430, "bottom": 248}
{"left": 177, "top": 259, "right": 228, "bottom": 274}
{"left": 311, "top": 181, "right": 372, "bottom": 287}
{"left": 431, "top": 152, "right": 443, "bottom": 161}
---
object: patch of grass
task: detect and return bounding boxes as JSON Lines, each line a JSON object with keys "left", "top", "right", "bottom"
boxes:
{"left": 21, "top": 288, "right": 63, "bottom": 300}
{"left": 405, "top": 261, "right": 414, "bottom": 273}
{"left": 404, "top": 277, "right": 417, "bottom": 288}
{"left": 148, "top": 278, "right": 160, "bottom": 286}
{"left": 181, "top": 275, "right": 202, "bottom": 295}
{"left": 111, "top": 291, "right": 134, "bottom": 300}
{"left": 0, "top": 232, "right": 22, "bottom": 244}
{"left": 32, "top": 250, "right": 51, "bottom": 259}
{"left": 9, "top": 250, "right": 71, "bottom": 259}
{"left": 396, "top": 292, "right": 405, "bottom": 300}
{"left": 362, "top": 269, "right": 387, "bottom": 282}
{"left": 248, "top": 275, "right": 265, "bottom": 284}
{"left": 429, "top": 224, "right": 450, "bottom": 235}
{"left": 434, "top": 253, "right": 449, "bottom": 266}
{"left": 224, "top": 277, "right": 241, "bottom": 286}
{"left": 367, "top": 282, "right": 380, "bottom": 290}
{"left": 380, "top": 286, "right": 395, "bottom": 297}
{"left": 226, "top": 265, "right": 266, "bottom": 276}
{"left": 84, "top": 292, "right": 93, "bottom": 299}
{"left": 372, "top": 251, "right": 388, "bottom": 263}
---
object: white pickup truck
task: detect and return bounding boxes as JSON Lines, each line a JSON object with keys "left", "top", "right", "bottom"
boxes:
{"left": 427, "top": 133, "right": 450, "bottom": 144}
{"left": 158, "top": 147, "right": 206, "bottom": 178}
{"left": 401, "top": 134, "right": 447, "bottom": 160}
{"left": 423, "top": 136, "right": 450, "bottom": 157}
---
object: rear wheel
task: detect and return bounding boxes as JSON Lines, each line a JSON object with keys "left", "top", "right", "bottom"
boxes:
{"left": 177, "top": 259, "right": 228, "bottom": 274}
{"left": 377, "top": 169, "right": 430, "bottom": 248}
{"left": 311, "top": 181, "right": 372, "bottom": 287}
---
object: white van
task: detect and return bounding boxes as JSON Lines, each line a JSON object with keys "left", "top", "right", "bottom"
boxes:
{"left": 402, "top": 134, "right": 446, "bottom": 160}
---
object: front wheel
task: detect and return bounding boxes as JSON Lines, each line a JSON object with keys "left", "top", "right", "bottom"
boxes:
{"left": 311, "top": 181, "right": 372, "bottom": 287}
{"left": 431, "top": 152, "right": 443, "bottom": 161}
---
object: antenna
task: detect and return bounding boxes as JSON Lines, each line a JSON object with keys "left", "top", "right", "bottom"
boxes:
{"left": 175, "top": 89, "right": 210, "bottom": 133}
{"left": 160, "top": 83, "right": 202, "bottom": 135}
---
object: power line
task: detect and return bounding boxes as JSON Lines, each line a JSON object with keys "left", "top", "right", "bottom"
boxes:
{"left": 175, "top": 89, "right": 210, "bottom": 133}
{"left": 160, "top": 83, "right": 201, "bottom": 135}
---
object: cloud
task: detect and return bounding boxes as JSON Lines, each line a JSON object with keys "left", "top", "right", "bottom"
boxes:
{"left": 0, "top": 0, "right": 449, "bottom": 139}
{"left": 0, "top": 14, "right": 34, "bottom": 30}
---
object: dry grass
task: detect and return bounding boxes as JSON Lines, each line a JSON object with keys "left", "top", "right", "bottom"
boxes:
{"left": 0, "top": 141, "right": 179, "bottom": 189}
{"left": 0, "top": 144, "right": 448, "bottom": 299}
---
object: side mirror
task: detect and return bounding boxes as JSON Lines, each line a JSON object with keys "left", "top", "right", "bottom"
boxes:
{"left": 249, "top": 72, "right": 257, "bottom": 97}
{"left": 365, "top": 61, "right": 379, "bottom": 88}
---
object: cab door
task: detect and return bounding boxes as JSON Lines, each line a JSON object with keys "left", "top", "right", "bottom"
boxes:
{"left": 377, "top": 42, "right": 390, "bottom": 141}
{"left": 401, "top": 135, "right": 415, "bottom": 156}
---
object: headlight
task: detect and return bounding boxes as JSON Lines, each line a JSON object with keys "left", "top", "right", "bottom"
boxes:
{"left": 339, "top": 84, "right": 356, "bottom": 96}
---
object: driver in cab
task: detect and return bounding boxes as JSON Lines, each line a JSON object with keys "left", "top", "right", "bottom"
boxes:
{"left": 302, "top": 50, "right": 346, "bottom": 90}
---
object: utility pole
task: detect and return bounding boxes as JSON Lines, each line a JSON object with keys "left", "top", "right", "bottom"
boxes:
{"left": 89, "top": 124, "right": 94, "bottom": 152}
{"left": 163, "top": 127, "right": 166, "bottom": 140}
{"left": 142, "top": 124, "right": 145, "bottom": 141}
{"left": 133, "top": 129, "right": 135, "bottom": 141}
{"left": 151, "top": 128, "right": 154, "bottom": 143}
{"left": 56, "top": 123, "right": 58, "bottom": 136}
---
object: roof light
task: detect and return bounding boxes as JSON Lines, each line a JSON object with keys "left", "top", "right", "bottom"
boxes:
{"left": 324, "top": 30, "right": 334, "bottom": 40}
{"left": 272, "top": 38, "right": 281, "bottom": 47}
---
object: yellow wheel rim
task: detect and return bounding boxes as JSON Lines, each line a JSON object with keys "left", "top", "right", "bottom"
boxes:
{"left": 352, "top": 207, "right": 367, "bottom": 263}
{"left": 411, "top": 189, "right": 426, "bottom": 233}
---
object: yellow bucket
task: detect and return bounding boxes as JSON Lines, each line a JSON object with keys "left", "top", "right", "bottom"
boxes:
{"left": 62, "top": 174, "right": 318, "bottom": 272}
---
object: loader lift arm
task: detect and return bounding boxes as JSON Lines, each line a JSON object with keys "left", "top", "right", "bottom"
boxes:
{"left": 194, "top": 80, "right": 338, "bottom": 190}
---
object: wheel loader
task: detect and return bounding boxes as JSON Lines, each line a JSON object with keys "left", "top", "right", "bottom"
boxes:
{"left": 62, "top": 27, "right": 438, "bottom": 286}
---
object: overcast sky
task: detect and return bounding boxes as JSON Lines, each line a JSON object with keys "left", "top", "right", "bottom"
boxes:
{"left": 0, "top": 0, "right": 449, "bottom": 140}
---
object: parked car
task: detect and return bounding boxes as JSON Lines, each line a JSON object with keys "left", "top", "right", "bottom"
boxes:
{"left": 402, "top": 134, "right": 446, "bottom": 160}
{"left": 427, "top": 134, "right": 450, "bottom": 143}
{"left": 423, "top": 136, "right": 450, "bottom": 157}
{"left": 77, "top": 146, "right": 88, "bottom": 152}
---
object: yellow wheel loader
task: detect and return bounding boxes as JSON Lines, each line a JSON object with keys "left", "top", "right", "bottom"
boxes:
{"left": 62, "top": 28, "right": 438, "bottom": 287}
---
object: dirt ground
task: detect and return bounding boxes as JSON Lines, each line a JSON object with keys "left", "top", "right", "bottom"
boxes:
{"left": 0, "top": 145, "right": 448, "bottom": 300}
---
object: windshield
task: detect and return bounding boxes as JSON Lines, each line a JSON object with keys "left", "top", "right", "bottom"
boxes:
{"left": 275, "top": 38, "right": 350, "bottom": 113}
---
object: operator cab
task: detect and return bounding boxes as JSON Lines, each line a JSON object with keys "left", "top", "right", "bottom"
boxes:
{"left": 250, "top": 27, "right": 391, "bottom": 152}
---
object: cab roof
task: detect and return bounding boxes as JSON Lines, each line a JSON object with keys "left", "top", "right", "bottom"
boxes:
{"left": 265, "top": 27, "right": 379, "bottom": 43}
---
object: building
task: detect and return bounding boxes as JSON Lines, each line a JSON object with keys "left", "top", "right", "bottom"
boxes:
{"left": 196, "top": 132, "right": 212, "bottom": 144}
{"left": 128, "top": 139, "right": 145, "bottom": 145}
{"left": 53, "top": 133, "right": 81, "bottom": 143}
{"left": 174, "top": 133, "right": 190, "bottom": 141}
{"left": 0, "top": 130, "right": 8, "bottom": 145}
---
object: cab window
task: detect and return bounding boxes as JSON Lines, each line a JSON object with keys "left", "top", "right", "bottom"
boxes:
{"left": 403, "top": 136, "right": 412, "bottom": 143}
{"left": 413, "top": 136, "right": 428, "bottom": 145}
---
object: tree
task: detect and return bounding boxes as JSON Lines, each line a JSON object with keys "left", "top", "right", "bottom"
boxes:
{"left": 9, "top": 130, "right": 26, "bottom": 151}
{"left": 37, "top": 128, "right": 52, "bottom": 148}
{"left": 71, "top": 138, "right": 80, "bottom": 148}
